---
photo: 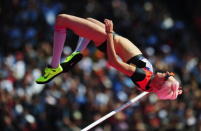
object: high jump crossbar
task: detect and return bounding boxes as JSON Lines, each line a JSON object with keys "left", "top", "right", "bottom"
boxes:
{"left": 81, "top": 92, "right": 149, "bottom": 131}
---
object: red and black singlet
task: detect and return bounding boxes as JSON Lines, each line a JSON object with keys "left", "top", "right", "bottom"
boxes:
{"left": 127, "top": 54, "right": 154, "bottom": 92}
{"left": 130, "top": 67, "right": 154, "bottom": 91}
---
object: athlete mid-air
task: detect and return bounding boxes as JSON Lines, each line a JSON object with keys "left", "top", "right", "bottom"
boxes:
{"left": 36, "top": 14, "right": 182, "bottom": 100}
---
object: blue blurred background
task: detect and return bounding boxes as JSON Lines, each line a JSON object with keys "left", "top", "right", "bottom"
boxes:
{"left": 0, "top": 0, "right": 201, "bottom": 131}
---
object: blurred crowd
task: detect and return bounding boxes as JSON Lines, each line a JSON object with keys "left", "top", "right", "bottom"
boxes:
{"left": 0, "top": 0, "right": 201, "bottom": 131}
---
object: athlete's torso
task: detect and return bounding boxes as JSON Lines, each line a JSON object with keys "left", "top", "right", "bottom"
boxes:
{"left": 95, "top": 34, "right": 142, "bottom": 62}
{"left": 113, "top": 35, "right": 142, "bottom": 62}
{"left": 95, "top": 33, "right": 154, "bottom": 90}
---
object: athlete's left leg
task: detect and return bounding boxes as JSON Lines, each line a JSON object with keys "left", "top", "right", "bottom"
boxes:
{"left": 73, "top": 17, "right": 105, "bottom": 53}
{"left": 60, "top": 18, "right": 106, "bottom": 72}
{"left": 86, "top": 18, "right": 105, "bottom": 28}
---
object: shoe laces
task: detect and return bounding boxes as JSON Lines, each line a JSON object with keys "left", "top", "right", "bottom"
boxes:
{"left": 42, "top": 67, "right": 54, "bottom": 77}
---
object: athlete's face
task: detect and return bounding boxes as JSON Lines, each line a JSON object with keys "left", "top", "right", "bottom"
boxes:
{"left": 150, "top": 72, "right": 182, "bottom": 100}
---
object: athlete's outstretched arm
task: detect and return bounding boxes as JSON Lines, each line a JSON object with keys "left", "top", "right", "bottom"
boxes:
{"left": 104, "top": 19, "right": 135, "bottom": 76}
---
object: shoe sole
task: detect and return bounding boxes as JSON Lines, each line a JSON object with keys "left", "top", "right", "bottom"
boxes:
{"left": 60, "top": 53, "right": 83, "bottom": 73}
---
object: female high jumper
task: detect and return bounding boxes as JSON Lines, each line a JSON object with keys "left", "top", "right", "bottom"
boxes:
{"left": 36, "top": 14, "right": 182, "bottom": 100}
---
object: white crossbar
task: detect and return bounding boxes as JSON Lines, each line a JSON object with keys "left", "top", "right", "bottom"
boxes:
{"left": 81, "top": 92, "right": 149, "bottom": 131}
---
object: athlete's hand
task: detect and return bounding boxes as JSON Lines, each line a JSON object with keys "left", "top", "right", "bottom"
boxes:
{"left": 104, "top": 19, "right": 114, "bottom": 33}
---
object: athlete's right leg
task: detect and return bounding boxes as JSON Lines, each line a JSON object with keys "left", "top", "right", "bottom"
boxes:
{"left": 36, "top": 14, "right": 107, "bottom": 84}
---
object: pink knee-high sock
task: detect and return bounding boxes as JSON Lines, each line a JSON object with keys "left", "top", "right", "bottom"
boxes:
{"left": 74, "top": 37, "right": 90, "bottom": 52}
{"left": 51, "top": 26, "right": 66, "bottom": 68}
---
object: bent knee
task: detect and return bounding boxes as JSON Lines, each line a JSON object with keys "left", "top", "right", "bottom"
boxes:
{"left": 55, "top": 14, "right": 69, "bottom": 26}
{"left": 56, "top": 14, "right": 68, "bottom": 21}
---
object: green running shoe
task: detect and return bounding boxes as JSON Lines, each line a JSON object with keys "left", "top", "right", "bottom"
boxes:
{"left": 61, "top": 51, "right": 83, "bottom": 72}
{"left": 36, "top": 65, "right": 63, "bottom": 84}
